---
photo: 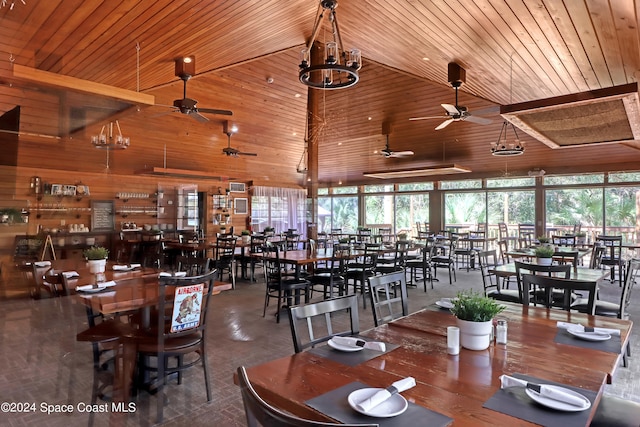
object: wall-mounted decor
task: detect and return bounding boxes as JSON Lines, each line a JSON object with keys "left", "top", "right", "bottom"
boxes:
{"left": 62, "top": 185, "right": 76, "bottom": 196}
{"left": 76, "top": 185, "right": 90, "bottom": 196}
{"left": 50, "top": 184, "right": 63, "bottom": 196}
{"left": 229, "top": 182, "right": 246, "bottom": 193}
{"left": 234, "top": 198, "right": 248, "bottom": 214}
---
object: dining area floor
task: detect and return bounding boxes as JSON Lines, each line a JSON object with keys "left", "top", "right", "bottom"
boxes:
{"left": 0, "top": 265, "right": 638, "bottom": 426}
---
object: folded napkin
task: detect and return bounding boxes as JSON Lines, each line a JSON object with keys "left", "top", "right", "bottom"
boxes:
{"left": 500, "top": 375, "right": 585, "bottom": 407}
{"left": 34, "top": 261, "right": 51, "bottom": 267}
{"left": 62, "top": 271, "right": 79, "bottom": 279}
{"left": 130, "top": 263, "right": 141, "bottom": 269}
{"left": 112, "top": 263, "right": 142, "bottom": 271}
{"left": 556, "top": 321, "right": 620, "bottom": 336}
{"left": 76, "top": 281, "right": 116, "bottom": 292}
{"left": 356, "top": 377, "right": 416, "bottom": 412}
{"left": 159, "top": 271, "right": 187, "bottom": 277}
{"left": 331, "top": 336, "right": 386, "bottom": 352}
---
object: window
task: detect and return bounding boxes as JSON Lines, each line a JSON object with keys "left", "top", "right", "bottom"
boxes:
{"left": 544, "top": 173, "right": 604, "bottom": 186}
{"left": 608, "top": 171, "right": 640, "bottom": 183}
{"left": 545, "top": 188, "right": 602, "bottom": 235}
{"left": 396, "top": 193, "right": 429, "bottom": 235}
{"left": 440, "top": 179, "right": 482, "bottom": 190}
{"left": 251, "top": 187, "right": 306, "bottom": 235}
{"left": 486, "top": 177, "right": 535, "bottom": 188}
{"left": 333, "top": 186, "right": 358, "bottom": 195}
{"left": 398, "top": 182, "right": 433, "bottom": 191}
{"left": 364, "top": 184, "right": 393, "bottom": 193}
{"left": 177, "top": 185, "right": 198, "bottom": 230}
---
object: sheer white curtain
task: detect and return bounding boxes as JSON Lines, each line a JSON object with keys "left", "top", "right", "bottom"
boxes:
{"left": 252, "top": 186, "right": 307, "bottom": 238}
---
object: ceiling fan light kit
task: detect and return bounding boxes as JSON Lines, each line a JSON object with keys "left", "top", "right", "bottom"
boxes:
{"left": 490, "top": 121, "right": 525, "bottom": 156}
{"left": 299, "top": 0, "right": 361, "bottom": 90}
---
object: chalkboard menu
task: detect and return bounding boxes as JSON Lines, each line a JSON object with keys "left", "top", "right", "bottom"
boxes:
{"left": 91, "top": 200, "right": 115, "bottom": 231}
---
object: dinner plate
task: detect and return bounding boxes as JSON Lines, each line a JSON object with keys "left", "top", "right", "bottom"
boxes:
{"left": 567, "top": 329, "right": 611, "bottom": 341}
{"left": 525, "top": 385, "right": 591, "bottom": 412}
{"left": 435, "top": 300, "right": 454, "bottom": 309}
{"left": 348, "top": 388, "right": 408, "bottom": 418}
{"left": 327, "top": 338, "right": 363, "bottom": 352}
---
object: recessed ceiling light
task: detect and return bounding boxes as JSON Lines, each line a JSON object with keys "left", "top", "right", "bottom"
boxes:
{"left": 292, "top": 132, "right": 297, "bottom": 136}
{"left": 422, "top": 57, "right": 430, "bottom": 61}
{"left": 337, "top": 142, "right": 342, "bottom": 146}
{"left": 294, "top": 93, "right": 302, "bottom": 98}
{"left": 368, "top": 117, "right": 372, "bottom": 120}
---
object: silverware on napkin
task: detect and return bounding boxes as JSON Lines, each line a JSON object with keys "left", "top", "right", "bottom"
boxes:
{"left": 75, "top": 281, "right": 117, "bottom": 292}
{"left": 330, "top": 336, "right": 386, "bottom": 352}
{"left": 556, "top": 321, "right": 620, "bottom": 336}
{"left": 499, "top": 375, "right": 585, "bottom": 407}
{"left": 356, "top": 377, "right": 416, "bottom": 412}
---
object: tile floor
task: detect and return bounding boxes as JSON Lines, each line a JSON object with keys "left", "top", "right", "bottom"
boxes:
{"left": 0, "top": 264, "right": 637, "bottom": 426}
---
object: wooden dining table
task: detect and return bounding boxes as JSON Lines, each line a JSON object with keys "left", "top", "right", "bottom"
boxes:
{"left": 241, "top": 302, "right": 632, "bottom": 426}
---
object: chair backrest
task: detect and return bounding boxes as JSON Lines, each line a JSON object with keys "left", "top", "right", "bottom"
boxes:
{"left": 554, "top": 249, "right": 579, "bottom": 270}
{"left": 497, "top": 240, "right": 510, "bottom": 264}
{"left": 215, "top": 236, "right": 237, "bottom": 263}
{"left": 237, "top": 366, "right": 378, "bottom": 427}
{"left": 250, "top": 234, "right": 267, "bottom": 253}
{"left": 522, "top": 274, "right": 596, "bottom": 312}
{"left": 590, "top": 245, "right": 605, "bottom": 269}
{"left": 263, "top": 245, "right": 283, "bottom": 283}
{"left": 477, "top": 249, "right": 499, "bottom": 292}
{"left": 595, "top": 235, "right": 623, "bottom": 259}
{"left": 176, "top": 255, "right": 211, "bottom": 276}
{"left": 368, "top": 271, "right": 408, "bottom": 326}
{"left": 514, "top": 261, "right": 571, "bottom": 303}
{"left": 157, "top": 269, "right": 218, "bottom": 339}
{"left": 287, "top": 294, "right": 360, "bottom": 353}
{"left": 498, "top": 222, "right": 509, "bottom": 239}
{"left": 620, "top": 258, "right": 640, "bottom": 319}
{"left": 552, "top": 235, "right": 576, "bottom": 247}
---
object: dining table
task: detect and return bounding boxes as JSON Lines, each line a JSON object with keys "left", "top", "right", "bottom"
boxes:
{"left": 240, "top": 302, "right": 632, "bottom": 426}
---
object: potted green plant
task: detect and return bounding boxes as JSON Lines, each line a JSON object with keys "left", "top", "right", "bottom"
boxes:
{"left": 264, "top": 226, "right": 275, "bottom": 236}
{"left": 83, "top": 245, "right": 109, "bottom": 274}
{"left": 575, "top": 231, "right": 587, "bottom": 246}
{"left": 537, "top": 236, "right": 550, "bottom": 245}
{"left": 534, "top": 245, "right": 555, "bottom": 265}
{"left": 450, "top": 290, "right": 505, "bottom": 350}
{"left": 241, "top": 229, "right": 251, "bottom": 243}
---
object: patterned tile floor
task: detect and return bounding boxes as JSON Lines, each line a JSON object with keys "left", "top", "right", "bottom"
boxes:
{"left": 0, "top": 266, "right": 637, "bottom": 426}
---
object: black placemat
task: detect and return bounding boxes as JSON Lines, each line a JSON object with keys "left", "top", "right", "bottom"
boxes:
{"left": 483, "top": 373, "right": 597, "bottom": 427}
{"left": 308, "top": 339, "right": 400, "bottom": 366}
{"left": 554, "top": 329, "right": 622, "bottom": 353}
{"left": 306, "top": 381, "right": 453, "bottom": 427}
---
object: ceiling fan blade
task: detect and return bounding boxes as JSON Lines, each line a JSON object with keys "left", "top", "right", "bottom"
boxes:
{"left": 441, "top": 103, "right": 460, "bottom": 115}
{"left": 198, "top": 108, "right": 233, "bottom": 116}
{"left": 192, "top": 111, "right": 210, "bottom": 122}
{"left": 435, "top": 118, "right": 455, "bottom": 130}
{"left": 409, "top": 115, "right": 448, "bottom": 121}
{"left": 465, "top": 115, "right": 493, "bottom": 125}
{"left": 238, "top": 152, "right": 258, "bottom": 156}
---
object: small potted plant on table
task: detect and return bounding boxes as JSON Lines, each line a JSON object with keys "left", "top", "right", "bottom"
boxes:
{"left": 450, "top": 290, "right": 505, "bottom": 350}
{"left": 241, "top": 229, "right": 251, "bottom": 243}
{"left": 84, "top": 245, "right": 109, "bottom": 274}
{"left": 534, "top": 245, "right": 555, "bottom": 266}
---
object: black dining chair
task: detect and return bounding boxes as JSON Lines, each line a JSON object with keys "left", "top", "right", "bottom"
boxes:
{"left": 368, "top": 271, "right": 408, "bottom": 327}
{"left": 262, "top": 246, "right": 311, "bottom": 323}
{"left": 477, "top": 250, "right": 520, "bottom": 303}
{"left": 237, "top": 366, "right": 378, "bottom": 427}
{"left": 595, "top": 235, "right": 624, "bottom": 284}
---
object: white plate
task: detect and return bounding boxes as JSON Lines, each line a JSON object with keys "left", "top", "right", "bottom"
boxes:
{"left": 76, "top": 286, "right": 108, "bottom": 293}
{"left": 327, "top": 338, "right": 363, "bottom": 352}
{"left": 525, "top": 385, "right": 591, "bottom": 412}
{"left": 348, "top": 388, "right": 408, "bottom": 418}
{"left": 435, "top": 300, "right": 453, "bottom": 309}
{"left": 567, "top": 329, "right": 611, "bottom": 342}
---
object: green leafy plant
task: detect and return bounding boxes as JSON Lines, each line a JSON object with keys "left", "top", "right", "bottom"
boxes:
{"left": 576, "top": 231, "right": 587, "bottom": 237}
{"left": 241, "top": 230, "right": 251, "bottom": 235}
{"left": 450, "top": 290, "right": 505, "bottom": 322}
{"left": 83, "top": 245, "right": 109, "bottom": 260}
{"left": 537, "top": 236, "right": 550, "bottom": 244}
{"left": 264, "top": 226, "right": 275, "bottom": 232}
{"left": 534, "top": 245, "right": 555, "bottom": 258}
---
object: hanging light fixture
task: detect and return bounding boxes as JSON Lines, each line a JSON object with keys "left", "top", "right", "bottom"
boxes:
{"left": 91, "top": 121, "right": 130, "bottom": 150}
{"left": 299, "top": 0, "right": 361, "bottom": 90}
{"left": 491, "top": 121, "right": 524, "bottom": 156}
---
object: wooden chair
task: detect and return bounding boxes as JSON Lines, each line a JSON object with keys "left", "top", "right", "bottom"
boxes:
{"left": 498, "top": 222, "right": 518, "bottom": 250}
{"left": 262, "top": 246, "right": 311, "bottom": 323}
{"left": 589, "top": 394, "right": 640, "bottom": 427}
{"left": 368, "top": 271, "right": 408, "bottom": 327}
{"left": 133, "top": 270, "right": 219, "bottom": 423}
{"left": 287, "top": 294, "right": 359, "bottom": 353}
{"left": 176, "top": 255, "right": 211, "bottom": 276}
{"left": 572, "top": 258, "right": 639, "bottom": 367}
{"left": 477, "top": 250, "right": 521, "bottom": 303}
{"left": 237, "top": 366, "right": 378, "bottom": 427}
{"left": 522, "top": 274, "right": 596, "bottom": 313}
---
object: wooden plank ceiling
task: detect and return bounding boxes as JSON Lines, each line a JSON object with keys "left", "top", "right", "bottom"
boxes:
{"left": 1, "top": 0, "right": 640, "bottom": 186}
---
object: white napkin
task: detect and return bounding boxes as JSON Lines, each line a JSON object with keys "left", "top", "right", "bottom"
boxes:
{"left": 34, "top": 261, "right": 51, "bottom": 267}
{"left": 500, "top": 375, "right": 585, "bottom": 407}
{"left": 356, "top": 377, "right": 416, "bottom": 412}
{"left": 62, "top": 271, "right": 79, "bottom": 279}
{"left": 556, "top": 321, "right": 620, "bottom": 336}
{"left": 159, "top": 271, "right": 187, "bottom": 277}
{"left": 112, "top": 264, "right": 129, "bottom": 271}
{"left": 130, "top": 263, "right": 141, "bottom": 269}
{"left": 331, "top": 336, "right": 386, "bottom": 352}
{"left": 76, "top": 281, "right": 116, "bottom": 292}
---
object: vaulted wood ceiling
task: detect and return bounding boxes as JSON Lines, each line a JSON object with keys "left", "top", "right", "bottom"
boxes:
{"left": 1, "top": 0, "right": 640, "bottom": 186}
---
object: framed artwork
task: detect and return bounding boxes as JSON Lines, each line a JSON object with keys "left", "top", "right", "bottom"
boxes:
{"left": 50, "top": 184, "right": 63, "bottom": 196}
{"left": 234, "top": 198, "right": 248, "bottom": 215}
{"left": 62, "top": 185, "right": 76, "bottom": 196}
{"left": 76, "top": 185, "right": 90, "bottom": 196}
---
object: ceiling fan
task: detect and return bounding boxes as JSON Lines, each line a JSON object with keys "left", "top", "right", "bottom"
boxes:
{"left": 222, "top": 121, "right": 257, "bottom": 157}
{"left": 409, "top": 63, "right": 492, "bottom": 130}
{"left": 380, "top": 134, "right": 414, "bottom": 158}
{"left": 161, "top": 56, "right": 233, "bottom": 122}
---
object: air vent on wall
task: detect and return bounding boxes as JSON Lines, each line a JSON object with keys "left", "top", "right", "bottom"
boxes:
{"left": 229, "top": 182, "right": 246, "bottom": 192}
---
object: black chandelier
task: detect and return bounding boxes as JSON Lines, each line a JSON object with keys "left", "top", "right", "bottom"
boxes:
{"left": 299, "top": 0, "right": 361, "bottom": 90}
{"left": 490, "top": 121, "right": 524, "bottom": 156}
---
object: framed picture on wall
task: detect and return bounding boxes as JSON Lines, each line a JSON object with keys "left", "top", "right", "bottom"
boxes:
{"left": 76, "top": 185, "right": 90, "bottom": 196}
{"left": 50, "top": 184, "right": 63, "bottom": 196}
{"left": 62, "top": 185, "right": 76, "bottom": 196}
{"left": 234, "top": 198, "right": 248, "bottom": 215}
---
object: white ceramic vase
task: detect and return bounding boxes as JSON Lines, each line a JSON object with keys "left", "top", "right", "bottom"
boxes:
{"left": 242, "top": 235, "right": 251, "bottom": 244}
{"left": 456, "top": 318, "right": 493, "bottom": 351}
{"left": 87, "top": 259, "right": 107, "bottom": 274}
{"left": 536, "top": 257, "right": 552, "bottom": 266}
